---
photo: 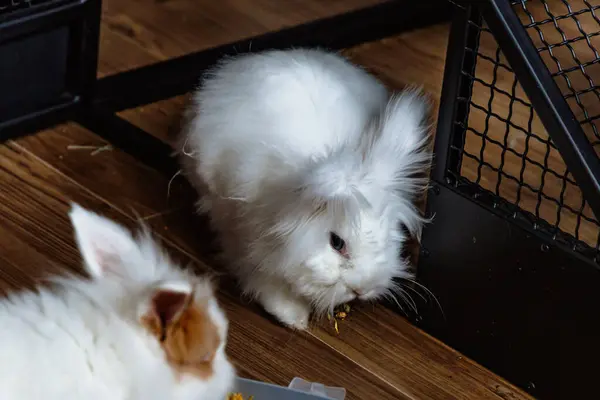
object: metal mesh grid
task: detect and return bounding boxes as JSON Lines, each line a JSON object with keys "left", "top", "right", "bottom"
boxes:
{"left": 0, "top": 0, "right": 55, "bottom": 16}
{"left": 449, "top": 0, "right": 600, "bottom": 260}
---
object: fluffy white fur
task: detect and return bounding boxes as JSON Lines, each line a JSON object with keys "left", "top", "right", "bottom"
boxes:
{"left": 0, "top": 204, "right": 235, "bottom": 400}
{"left": 179, "top": 48, "right": 432, "bottom": 329}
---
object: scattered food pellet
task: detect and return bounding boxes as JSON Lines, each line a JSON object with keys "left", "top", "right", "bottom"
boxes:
{"left": 335, "top": 311, "right": 347, "bottom": 320}
{"left": 328, "top": 303, "right": 352, "bottom": 335}
{"left": 227, "top": 393, "right": 254, "bottom": 400}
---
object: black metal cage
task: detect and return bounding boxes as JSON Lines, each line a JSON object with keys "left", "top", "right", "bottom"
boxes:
{"left": 417, "top": 1, "right": 600, "bottom": 399}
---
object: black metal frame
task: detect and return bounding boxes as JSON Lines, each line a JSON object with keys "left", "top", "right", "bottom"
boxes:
{"left": 416, "top": 1, "right": 600, "bottom": 398}
{"left": 0, "top": 0, "right": 101, "bottom": 141}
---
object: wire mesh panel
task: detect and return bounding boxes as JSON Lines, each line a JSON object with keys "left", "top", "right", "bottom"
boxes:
{"left": 449, "top": 0, "right": 600, "bottom": 262}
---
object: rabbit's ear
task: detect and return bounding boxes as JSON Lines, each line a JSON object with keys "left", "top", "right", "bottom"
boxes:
{"left": 140, "top": 281, "right": 220, "bottom": 373}
{"left": 367, "top": 89, "right": 433, "bottom": 195}
{"left": 144, "top": 281, "right": 194, "bottom": 331}
{"left": 376, "top": 88, "right": 431, "bottom": 157}
{"left": 69, "top": 203, "right": 139, "bottom": 279}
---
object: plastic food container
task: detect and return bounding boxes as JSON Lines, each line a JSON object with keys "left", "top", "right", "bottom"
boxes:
{"left": 232, "top": 377, "right": 346, "bottom": 400}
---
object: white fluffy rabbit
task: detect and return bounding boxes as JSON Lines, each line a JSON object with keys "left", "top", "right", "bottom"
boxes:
{"left": 179, "top": 48, "right": 432, "bottom": 329}
{"left": 0, "top": 204, "right": 235, "bottom": 400}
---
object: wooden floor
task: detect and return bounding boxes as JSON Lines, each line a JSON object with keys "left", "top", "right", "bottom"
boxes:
{"left": 0, "top": 1, "right": 541, "bottom": 399}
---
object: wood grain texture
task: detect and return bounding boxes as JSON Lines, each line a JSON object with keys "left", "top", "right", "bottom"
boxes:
{"left": 4, "top": 133, "right": 406, "bottom": 400}
{"left": 116, "top": 24, "right": 451, "bottom": 147}
{"left": 12, "top": 120, "right": 532, "bottom": 399}
{"left": 99, "top": 0, "right": 383, "bottom": 76}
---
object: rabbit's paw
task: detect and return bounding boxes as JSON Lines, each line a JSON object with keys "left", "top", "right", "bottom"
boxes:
{"left": 260, "top": 290, "right": 310, "bottom": 330}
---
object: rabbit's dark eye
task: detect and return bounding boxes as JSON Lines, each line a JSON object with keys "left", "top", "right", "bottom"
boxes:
{"left": 329, "top": 232, "right": 346, "bottom": 253}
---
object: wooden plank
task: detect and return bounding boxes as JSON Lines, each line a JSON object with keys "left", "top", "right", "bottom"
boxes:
{"left": 99, "top": 0, "right": 383, "bottom": 76}
{"left": 14, "top": 120, "right": 531, "bottom": 399}
{"left": 9, "top": 123, "right": 205, "bottom": 261}
{"left": 3, "top": 135, "right": 406, "bottom": 400}
{"left": 115, "top": 25, "right": 450, "bottom": 144}
{"left": 117, "top": 95, "right": 189, "bottom": 146}
{"left": 312, "top": 306, "right": 529, "bottom": 400}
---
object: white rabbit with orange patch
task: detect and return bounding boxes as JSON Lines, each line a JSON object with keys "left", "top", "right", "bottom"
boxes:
{"left": 0, "top": 204, "right": 235, "bottom": 400}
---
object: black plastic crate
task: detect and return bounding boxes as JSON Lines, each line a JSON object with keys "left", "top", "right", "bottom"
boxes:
{"left": 0, "top": 0, "right": 101, "bottom": 139}
{"left": 417, "top": 1, "right": 600, "bottom": 399}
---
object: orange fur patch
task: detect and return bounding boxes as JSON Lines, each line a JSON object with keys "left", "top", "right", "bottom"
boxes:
{"left": 141, "top": 290, "right": 220, "bottom": 380}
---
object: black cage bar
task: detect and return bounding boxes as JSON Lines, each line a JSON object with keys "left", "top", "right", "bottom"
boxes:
{"left": 417, "top": 1, "right": 600, "bottom": 399}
